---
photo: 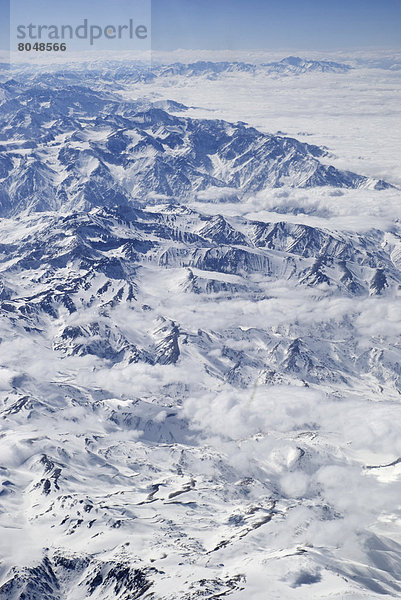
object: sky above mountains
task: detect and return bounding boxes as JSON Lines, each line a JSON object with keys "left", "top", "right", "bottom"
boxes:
{"left": 1, "top": 0, "right": 400, "bottom": 54}
{"left": 152, "top": 0, "right": 401, "bottom": 51}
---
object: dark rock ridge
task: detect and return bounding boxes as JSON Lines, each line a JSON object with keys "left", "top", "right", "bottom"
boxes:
{"left": 0, "top": 81, "right": 390, "bottom": 217}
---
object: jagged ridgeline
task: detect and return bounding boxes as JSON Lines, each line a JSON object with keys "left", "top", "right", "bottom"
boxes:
{"left": 0, "top": 78, "right": 391, "bottom": 216}
{"left": 1, "top": 203, "right": 399, "bottom": 385}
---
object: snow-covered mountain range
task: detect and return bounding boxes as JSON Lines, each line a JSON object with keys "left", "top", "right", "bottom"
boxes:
{"left": 1, "top": 60, "right": 401, "bottom": 599}
{"left": 5, "top": 56, "right": 352, "bottom": 81}
{"left": 141, "top": 57, "right": 352, "bottom": 80}
{"left": 0, "top": 80, "right": 389, "bottom": 217}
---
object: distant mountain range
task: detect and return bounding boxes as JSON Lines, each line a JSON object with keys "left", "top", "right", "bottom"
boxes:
{"left": 144, "top": 57, "right": 352, "bottom": 79}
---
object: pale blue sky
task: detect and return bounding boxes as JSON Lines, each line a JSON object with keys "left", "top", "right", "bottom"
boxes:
{"left": 152, "top": 0, "right": 401, "bottom": 51}
{"left": 1, "top": 0, "right": 400, "bottom": 53}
